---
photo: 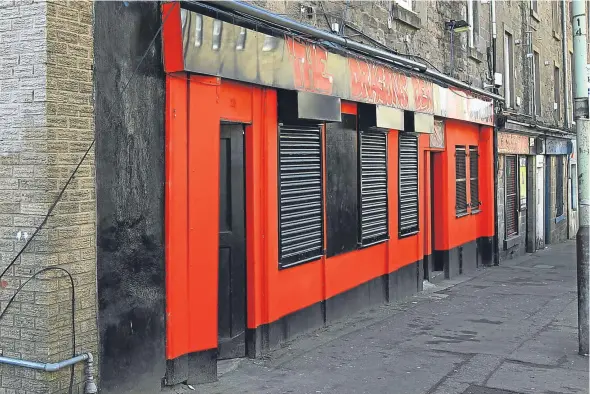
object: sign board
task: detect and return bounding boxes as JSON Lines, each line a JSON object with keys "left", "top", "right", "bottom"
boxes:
{"left": 179, "top": 10, "right": 494, "bottom": 126}
{"left": 545, "top": 138, "right": 569, "bottom": 155}
{"left": 519, "top": 157, "right": 527, "bottom": 211}
{"left": 430, "top": 119, "right": 445, "bottom": 149}
{"left": 498, "top": 132, "right": 530, "bottom": 154}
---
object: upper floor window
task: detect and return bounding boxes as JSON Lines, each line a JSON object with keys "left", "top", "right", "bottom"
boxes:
{"left": 554, "top": 66, "right": 561, "bottom": 121}
{"left": 396, "top": 0, "right": 412, "bottom": 11}
{"left": 503, "top": 31, "right": 515, "bottom": 108}
{"left": 467, "top": 0, "right": 480, "bottom": 49}
{"left": 531, "top": 0, "right": 538, "bottom": 14}
{"left": 533, "top": 50, "right": 541, "bottom": 116}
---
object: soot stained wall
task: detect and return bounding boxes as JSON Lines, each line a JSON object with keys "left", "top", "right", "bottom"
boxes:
{"left": 94, "top": 2, "right": 166, "bottom": 392}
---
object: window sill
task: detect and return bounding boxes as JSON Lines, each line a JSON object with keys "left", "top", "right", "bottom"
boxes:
{"left": 470, "top": 209, "right": 481, "bottom": 215}
{"left": 553, "top": 30, "right": 562, "bottom": 41}
{"left": 399, "top": 230, "right": 419, "bottom": 239}
{"left": 360, "top": 238, "right": 389, "bottom": 248}
{"left": 456, "top": 212, "right": 469, "bottom": 218}
{"left": 468, "top": 47, "right": 485, "bottom": 63}
{"left": 279, "top": 254, "right": 323, "bottom": 270}
{"left": 504, "top": 234, "right": 521, "bottom": 250}
{"left": 531, "top": 9, "right": 540, "bottom": 22}
{"left": 391, "top": 4, "right": 422, "bottom": 30}
{"left": 555, "top": 213, "right": 567, "bottom": 224}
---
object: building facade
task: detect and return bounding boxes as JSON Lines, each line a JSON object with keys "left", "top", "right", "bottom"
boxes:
{"left": 495, "top": 0, "right": 578, "bottom": 262}
{"left": 0, "top": 1, "right": 579, "bottom": 393}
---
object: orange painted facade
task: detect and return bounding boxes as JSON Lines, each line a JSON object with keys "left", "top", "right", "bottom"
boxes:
{"left": 164, "top": 76, "right": 495, "bottom": 359}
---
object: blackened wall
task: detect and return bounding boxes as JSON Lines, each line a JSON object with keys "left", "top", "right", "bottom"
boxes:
{"left": 94, "top": 2, "right": 166, "bottom": 392}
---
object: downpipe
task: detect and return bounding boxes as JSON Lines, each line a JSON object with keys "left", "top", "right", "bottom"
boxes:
{"left": 0, "top": 353, "right": 97, "bottom": 393}
{"left": 491, "top": 0, "right": 500, "bottom": 266}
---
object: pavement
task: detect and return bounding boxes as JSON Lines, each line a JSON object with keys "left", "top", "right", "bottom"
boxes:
{"left": 178, "top": 241, "right": 589, "bottom": 394}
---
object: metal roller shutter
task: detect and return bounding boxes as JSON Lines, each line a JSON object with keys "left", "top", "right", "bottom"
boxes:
{"left": 556, "top": 156, "right": 564, "bottom": 217}
{"left": 455, "top": 146, "right": 468, "bottom": 217}
{"left": 398, "top": 133, "right": 419, "bottom": 237}
{"left": 278, "top": 124, "right": 324, "bottom": 268}
{"left": 469, "top": 145, "right": 480, "bottom": 211}
{"left": 360, "top": 131, "right": 388, "bottom": 244}
{"left": 505, "top": 155, "right": 518, "bottom": 237}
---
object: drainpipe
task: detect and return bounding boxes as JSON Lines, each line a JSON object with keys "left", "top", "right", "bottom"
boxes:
{"left": 562, "top": 0, "right": 570, "bottom": 130}
{"left": 491, "top": 0, "right": 500, "bottom": 265}
{"left": 188, "top": 0, "right": 505, "bottom": 102}
{"left": 0, "top": 353, "right": 97, "bottom": 393}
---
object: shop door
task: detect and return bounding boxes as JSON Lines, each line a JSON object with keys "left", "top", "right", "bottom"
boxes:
{"left": 536, "top": 155, "right": 545, "bottom": 249}
{"left": 505, "top": 155, "right": 518, "bottom": 237}
{"left": 218, "top": 123, "right": 246, "bottom": 360}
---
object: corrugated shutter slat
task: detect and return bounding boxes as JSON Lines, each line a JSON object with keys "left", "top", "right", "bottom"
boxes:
{"left": 505, "top": 155, "right": 518, "bottom": 236}
{"left": 399, "top": 133, "right": 419, "bottom": 237}
{"left": 469, "top": 146, "right": 479, "bottom": 210}
{"left": 456, "top": 146, "right": 468, "bottom": 217}
{"left": 279, "top": 124, "right": 323, "bottom": 267}
{"left": 360, "top": 131, "right": 388, "bottom": 244}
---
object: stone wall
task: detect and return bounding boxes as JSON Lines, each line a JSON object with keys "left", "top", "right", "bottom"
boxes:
{"left": 0, "top": 0, "right": 96, "bottom": 392}
{"left": 495, "top": 0, "right": 573, "bottom": 128}
{"left": 252, "top": 0, "right": 492, "bottom": 89}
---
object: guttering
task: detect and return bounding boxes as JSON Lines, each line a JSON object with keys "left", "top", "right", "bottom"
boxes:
{"left": 189, "top": 0, "right": 505, "bottom": 103}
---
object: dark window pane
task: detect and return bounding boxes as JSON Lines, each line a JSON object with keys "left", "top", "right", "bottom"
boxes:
{"left": 326, "top": 114, "right": 359, "bottom": 257}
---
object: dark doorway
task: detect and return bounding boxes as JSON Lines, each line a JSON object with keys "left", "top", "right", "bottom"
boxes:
{"left": 218, "top": 123, "right": 246, "bottom": 360}
{"left": 431, "top": 153, "right": 445, "bottom": 277}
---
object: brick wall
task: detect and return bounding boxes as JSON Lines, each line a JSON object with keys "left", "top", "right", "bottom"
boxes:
{"left": 0, "top": 0, "right": 96, "bottom": 393}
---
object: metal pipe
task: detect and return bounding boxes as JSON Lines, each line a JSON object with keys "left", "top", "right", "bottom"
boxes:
{"left": 193, "top": 0, "right": 505, "bottom": 102}
{"left": 0, "top": 353, "right": 97, "bottom": 393}
{"left": 491, "top": 0, "right": 500, "bottom": 266}
{"left": 562, "top": 0, "right": 570, "bottom": 129}
{"left": 0, "top": 353, "right": 88, "bottom": 371}
{"left": 572, "top": 0, "right": 589, "bottom": 356}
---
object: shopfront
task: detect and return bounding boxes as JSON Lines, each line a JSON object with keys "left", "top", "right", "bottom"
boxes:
{"left": 159, "top": 2, "right": 496, "bottom": 385}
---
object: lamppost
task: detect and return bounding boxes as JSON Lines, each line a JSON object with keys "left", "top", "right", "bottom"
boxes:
{"left": 445, "top": 19, "right": 470, "bottom": 78}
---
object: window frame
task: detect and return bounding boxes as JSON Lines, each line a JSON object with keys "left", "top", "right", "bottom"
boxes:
{"left": 554, "top": 65, "right": 561, "bottom": 121}
{"left": 469, "top": 145, "right": 480, "bottom": 214}
{"left": 359, "top": 129, "right": 389, "bottom": 246}
{"left": 455, "top": 145, "right": 468, "bottom": 218}
{"left": 398, "top": 132, "right": 420, "bottom": 238}
{"left": 533, "top": 50, "right": 541, "bottom": 116}
{"left": 395, "top": 0, "right": 412, "bottom": 11}
{"left": 467, "top": 0, "right": 479, "bottom": 49}
{"left": 503, "top": 31, "right": 515, "bottom": 108}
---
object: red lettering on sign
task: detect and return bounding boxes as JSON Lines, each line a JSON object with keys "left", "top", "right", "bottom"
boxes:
{"left": 287, "top": 38, "right": 333, "bottom": 95}
{"left": 348, "top": 58, "right": 410, "bottom": 109}
{"left": 412, "top": 79, "right": 434, "bottom": 112}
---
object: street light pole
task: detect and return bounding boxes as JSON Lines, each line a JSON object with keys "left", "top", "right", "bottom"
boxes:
{"left": 572, "top": 0, "right": 589, "bottom": 356}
